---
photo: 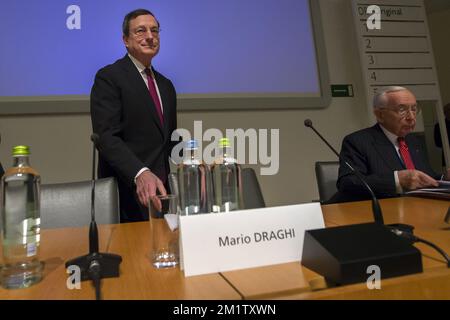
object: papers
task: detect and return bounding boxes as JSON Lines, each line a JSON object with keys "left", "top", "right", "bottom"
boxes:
{"left": 410, "top": 188, "right": 450, "bottom": 193}
{"left": 406, "top": 185, "right": 450, "bottom": 200}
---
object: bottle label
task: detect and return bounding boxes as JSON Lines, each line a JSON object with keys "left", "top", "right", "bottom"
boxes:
{"left": 27, "top": 242, "right": 37, "bottom": 257}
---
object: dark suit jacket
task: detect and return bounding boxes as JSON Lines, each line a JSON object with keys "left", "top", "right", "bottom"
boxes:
{"left": 0, "top": 162, "right": 4, "bottom": 178}
{"left": 334, "top": 124, "right": 439, "bottom": 202}
{"left": 90, "top": 55, "right": 177, "bottom": 222}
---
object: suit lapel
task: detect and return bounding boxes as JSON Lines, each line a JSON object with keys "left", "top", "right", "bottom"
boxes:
{"left": 371, "top": 124, "right": 405, "bottom": 171}
{"left": 120, "top": 56, "right": 164, "bottom": 137}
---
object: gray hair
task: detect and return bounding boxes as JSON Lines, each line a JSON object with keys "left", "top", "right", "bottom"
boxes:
{"left": 373, "top": 86, "right": 409, "bottom": 109}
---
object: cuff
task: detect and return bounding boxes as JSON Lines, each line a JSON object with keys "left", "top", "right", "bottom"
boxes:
{"left": 394, "top": 171, "right": 404, "bottom": 194}
{"left": 134, "top": 167, "right": 150, "bottom": 184}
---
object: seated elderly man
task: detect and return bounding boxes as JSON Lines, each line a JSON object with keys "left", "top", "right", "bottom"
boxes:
{"left": 334, "top": 86, "right": 443, "bottom": 202}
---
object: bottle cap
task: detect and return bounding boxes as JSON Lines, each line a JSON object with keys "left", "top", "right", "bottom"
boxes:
{"left": 185, "top": 139, "right": 198, "bottom": 150}
{"left": 12, "top": 145, "right": 30, "bottom": 156}
{"left": 218, "top": 138, "right": 230, "bottom": 148}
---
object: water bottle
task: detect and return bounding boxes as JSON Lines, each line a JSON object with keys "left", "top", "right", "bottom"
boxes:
{"left": 211, "top": 138, "right": 243, "bottom": 213}
{"left": 177, "top": 140, "right": 212, "bottom": 215}
{"left": 0, "top": 145, "right": 43, "bottom": 289}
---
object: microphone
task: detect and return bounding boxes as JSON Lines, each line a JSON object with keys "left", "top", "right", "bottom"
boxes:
{"left": 304, "top": 119, "right": 384, "bottom": 224}
{"left": 65, "top": 133, "right": 122, "bottom": 300}
{"left": 89, "top": 134, "right": 100, "bottom": 254}
{"left": 301, "top": 119, "right": 423, "bottom": 285}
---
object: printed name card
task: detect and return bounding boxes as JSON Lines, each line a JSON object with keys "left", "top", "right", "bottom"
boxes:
{"left": 179, "top": 203, "right": 324, "bottom": 277}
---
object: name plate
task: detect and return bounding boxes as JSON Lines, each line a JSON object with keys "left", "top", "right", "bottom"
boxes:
{"left": 179, "top": 203, "right": 324, "bottom": 277}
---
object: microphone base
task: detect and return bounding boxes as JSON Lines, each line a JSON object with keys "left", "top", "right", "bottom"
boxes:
{"left": 66, "top": 252, "right": 122, "bottom": 281}
{"left": 301, "top": 222, "right": 423, "bottom": 285}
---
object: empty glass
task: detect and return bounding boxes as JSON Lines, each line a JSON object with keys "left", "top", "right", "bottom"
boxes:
{"left": 149, "top": 194, "right": 180, "bottom": 269}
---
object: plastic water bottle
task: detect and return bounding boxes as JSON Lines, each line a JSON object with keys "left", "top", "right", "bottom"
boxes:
{"left": 211, "top": 138, "right": 243, "bottom": 213}
{"left": 177, "top": 140, "right": 212, "bottom": 215}
{"left": 0, "top": 146, "right": 43, "bottom": 289}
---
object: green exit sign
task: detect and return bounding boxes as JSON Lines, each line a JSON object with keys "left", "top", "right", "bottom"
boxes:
{"left": 331, "top": 85, "right": 354, "bottom": 97}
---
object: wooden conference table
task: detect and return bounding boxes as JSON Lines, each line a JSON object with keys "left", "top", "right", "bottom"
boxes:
{"left": 0, "top": 197, "right": 448, "bottom": 300}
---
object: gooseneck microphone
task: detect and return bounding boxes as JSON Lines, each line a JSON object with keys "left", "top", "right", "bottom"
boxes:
{"left": 65, "top": 133, "right": 122, "bottom": 300}
{"left": 304, "top": 119, "right": 384, "bottom": 224}
{"left": 89, "top": 134, "right": 100, "bottom": 254}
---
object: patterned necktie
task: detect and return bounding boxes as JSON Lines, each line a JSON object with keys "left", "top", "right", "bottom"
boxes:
{"left": 397, "top": 137, "right": 415, "bottom": 170}
{"left": 144, "top": 68, "right": 164, "bottom": 125}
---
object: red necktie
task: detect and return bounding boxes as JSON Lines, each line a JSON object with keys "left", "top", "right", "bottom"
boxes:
{"left": 398, "top": 137, "right": 415, "bottom": 170}
{"left": 144, "top": 68, "right": 164, "bottom": 125}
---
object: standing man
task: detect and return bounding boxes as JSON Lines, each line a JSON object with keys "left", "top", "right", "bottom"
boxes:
{"left": 90, "top": 9, "right": 177, "bottom": 222}
{"left": 335, "top": 86, "right": 442, "bottom": 202}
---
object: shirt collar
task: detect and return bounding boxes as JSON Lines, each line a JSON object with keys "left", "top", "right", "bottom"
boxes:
{"left": 379, "top": 124, "right": 400, "bottom": 147}
{"left": 128, "top": 53, "right": 152, "bottom": 76}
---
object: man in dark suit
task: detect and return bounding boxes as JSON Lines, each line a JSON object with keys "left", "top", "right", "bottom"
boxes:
{"left": 335, "top": 86, "right": 443, "bottom": 202}
{"left": 90, "top": 9, "right": 177, "bottom": 222}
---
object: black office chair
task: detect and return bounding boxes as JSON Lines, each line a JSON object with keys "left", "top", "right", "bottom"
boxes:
{"left": 240, "top": 167, "right": 266, "bottom": 209}
{"left": 315, "top": 161, "right": 340, "bottom": 204}
{"left": 40, "top": 177, "right": 120, "bottom": 229}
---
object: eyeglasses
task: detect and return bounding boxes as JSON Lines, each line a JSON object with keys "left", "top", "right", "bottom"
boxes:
{"left": 380, "top": 104, "right": 421, "bottom": 118}
{"left": 132, "top": 26, "right": 161, "bottom": 39}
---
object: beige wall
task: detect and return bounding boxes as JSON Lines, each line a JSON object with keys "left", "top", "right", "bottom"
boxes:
{"left": 0, "top": 0, "right": 446, "bottom": 206}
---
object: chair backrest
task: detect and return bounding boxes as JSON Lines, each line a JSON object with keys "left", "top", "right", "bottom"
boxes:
{"left": 315, "top": 161, "right": 339, "bottom": 204}
{"left": 40, "top": 177, "right": 120, "bottom": 229}
{"left": 240, "top": 167, "right": 266, "bottom": 209}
